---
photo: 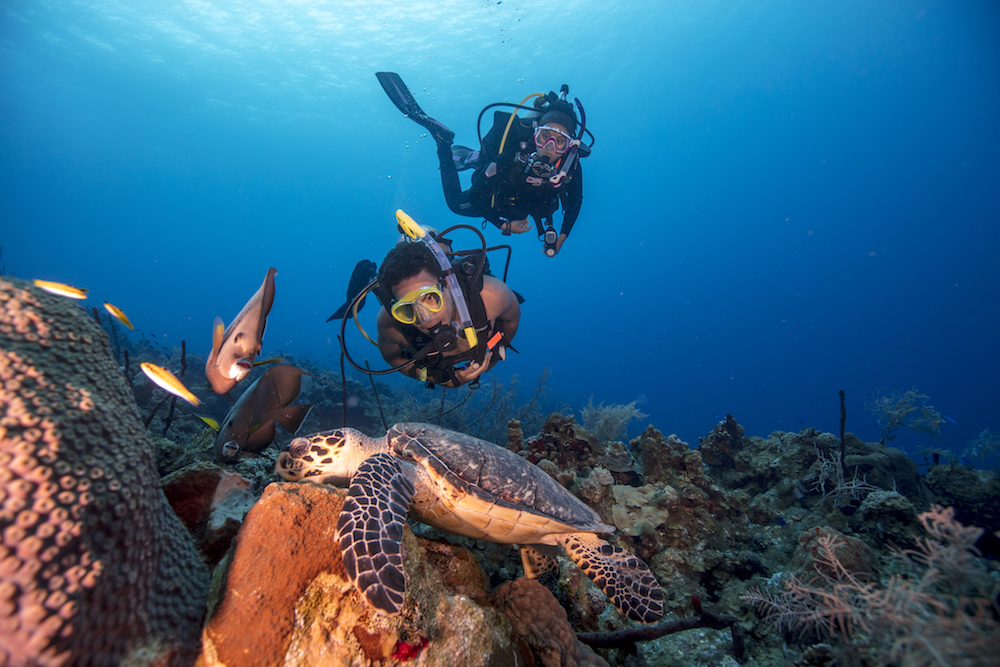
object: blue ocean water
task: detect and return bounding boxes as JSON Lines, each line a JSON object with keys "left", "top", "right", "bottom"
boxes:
{"left": 2, "top": 0, "right": 998, "bottom": 457}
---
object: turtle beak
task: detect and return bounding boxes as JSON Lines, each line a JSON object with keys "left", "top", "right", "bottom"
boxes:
{"left": 274, "top": 451, "right": 303, "bottom": 480}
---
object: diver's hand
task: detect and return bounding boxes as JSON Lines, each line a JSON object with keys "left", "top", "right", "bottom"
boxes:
{"left": 505, "top": 219, "right": 532, "bottom": 234}
{"left": 454, "top": 349, "right": 494, "bottom": 385}
{"left": 545, "top": 233, "right": 568, "bottom": 256}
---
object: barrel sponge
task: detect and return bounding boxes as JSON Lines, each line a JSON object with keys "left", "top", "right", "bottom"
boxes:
{"left": 494, "top": 577, "right": 609, "bottom": 667}
{"left": 0, "top": 277, "right": 209, "bottom": 666}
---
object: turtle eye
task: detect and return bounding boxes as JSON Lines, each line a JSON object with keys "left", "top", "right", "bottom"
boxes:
{"left": 290, "top": 437, "right": 310, "bottom": 458}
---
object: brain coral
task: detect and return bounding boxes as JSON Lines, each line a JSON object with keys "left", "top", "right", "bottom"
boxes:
{"left": 0, "top": 277, "right": 209, "bottom": 666}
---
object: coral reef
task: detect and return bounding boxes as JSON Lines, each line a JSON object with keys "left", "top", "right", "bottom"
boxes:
{"left": 494, "top": 577, "right": 609, "bottom": 667}
{"left": 743, "top": 506, "right": 1000, "bottom": 665}
{"left": 698, "top": 421, "right": 932, "bottom": 518}
{"left": 202, "top": 481, "right": 520, "bottom": 666}
{"left": 0, "top": 277, "right": 208, "bottom": 667}
{"left": 160, "top": 461, "right": 255, "bottom": 566}
{"left": 923, "top": 461, "right": 1000, "bottom": 534}
{"left": 579, "top": 397, "right": 647, "bottom": 444}
{"left": 8, "top": 280, "right": 995, "bottom": 667}
{"left": 385, "top": 368, "right": 551, "bottom": 445}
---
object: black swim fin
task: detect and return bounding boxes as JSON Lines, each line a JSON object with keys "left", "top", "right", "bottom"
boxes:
{"left": 376, "top": 71, "right": 454, "bottom": 144}
{"left": 327, "top": 259, "right": 377, "bottom": 322}
{"left": 452, "top": 145, "right": 482, "bottom": 172}
{"left": 376, "top": 71, "right": 425, "bottom": 118}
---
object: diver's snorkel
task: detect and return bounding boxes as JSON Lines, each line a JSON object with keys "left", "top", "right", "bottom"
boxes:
{"left": 549, "top": 97, "right": 587, "bottom": 187}
{"left": 395, "top": 209, "right": 479, "bottom": 351}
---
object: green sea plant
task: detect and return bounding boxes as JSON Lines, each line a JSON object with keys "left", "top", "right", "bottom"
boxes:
{"left": 865, "top": 388, "right": 943, "bottom": 445}
{"left": 742, "top": 505, "right": 1000, "bottom": 664}
{"left": 963, "top": 428, "right": 1000, "bottom": 461}
{"left": 579, "top": 396, "right": 647, "bottom": 443}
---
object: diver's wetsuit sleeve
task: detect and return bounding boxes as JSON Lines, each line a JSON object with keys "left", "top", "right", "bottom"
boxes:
{"left": 559, "top": 162, "right": 583, "bottom": 237}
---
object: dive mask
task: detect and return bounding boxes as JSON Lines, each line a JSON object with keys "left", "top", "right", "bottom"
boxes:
{"left": 390, "top": 285, "right": 444, "bottom": 325}
{"left": 534, "top": 125, "right": 574, "bottom": 154}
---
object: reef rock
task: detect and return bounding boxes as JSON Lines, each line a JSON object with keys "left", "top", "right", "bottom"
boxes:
{"left": 202, "top": 482, "right": 519, "bottom": 666}
{"left": 509, "top": 414, "right": 641, "bottom": 485}
{"left": 0, "top": 277, "right": 208, "bottom": 666}
{"left": 699, "top": 423, "right": 931, "bottom": 511}
{"left": 161, "top": 461, "right": 255, "bottom": 566}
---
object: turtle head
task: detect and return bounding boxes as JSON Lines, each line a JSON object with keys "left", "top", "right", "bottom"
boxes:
{"left": 275, "top": 427, "right": 370, "bottom": 485}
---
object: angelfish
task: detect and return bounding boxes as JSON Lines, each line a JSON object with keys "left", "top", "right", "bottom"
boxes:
{"left": 204, "top": 364, "right": 312, "bottom": 462}
{"left": 205, "top": 267, "right": 277, "bottom": 394}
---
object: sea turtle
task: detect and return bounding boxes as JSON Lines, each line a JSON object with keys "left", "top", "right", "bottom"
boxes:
{"left": 275, "top": 422, "right": 664, "bottom": 623}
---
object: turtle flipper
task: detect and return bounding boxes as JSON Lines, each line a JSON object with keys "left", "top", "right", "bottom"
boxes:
{"left": 337, "top": 452, "right": 416, "bottom": 614}
{"left": 556, "top": 532, "right": 664, "bottom": 624}
{"left": 520, "top": 544, "right": 560, "bottom": 579}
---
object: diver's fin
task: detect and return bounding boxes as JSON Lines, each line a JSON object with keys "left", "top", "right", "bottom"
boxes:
{"left": 375, "top": 71, "right": 454, "bottom": 144}
{"left": 326, "top": 300, "right": 357, "bottom": 322}
{"left": 513, "top": 289, "right": 525, "bottom": 305}
{"left": 376, "top": 71, "right": 426, "bottom": 118}
{"left": 327, "top": 260, "right": 377, "bottom": 321}
{"left": 452, "top": 145, "right": 481, "bottom": 172}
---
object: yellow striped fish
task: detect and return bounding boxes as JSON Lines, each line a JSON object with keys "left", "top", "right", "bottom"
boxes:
{"left": 140, "top": 363, "right": 200, "bottom": 406}
{"left": 103, "top": 302, "right": 135, "bottom": 330}
{"left": 33, "top": 279, "right": 88, "bottom": 299}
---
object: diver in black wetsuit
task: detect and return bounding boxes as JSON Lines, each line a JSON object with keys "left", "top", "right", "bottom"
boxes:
{"left": 376, "top": 72, "right": 589, "bottom": 257}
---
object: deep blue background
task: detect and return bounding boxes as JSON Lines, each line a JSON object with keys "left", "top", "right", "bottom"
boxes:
{"left": 2, "top": 0, "right": 998, "bottom": 455}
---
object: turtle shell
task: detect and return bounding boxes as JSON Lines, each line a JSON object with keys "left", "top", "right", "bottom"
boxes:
{"left": 389, "top": 422, "right": 613, "bottom": 534}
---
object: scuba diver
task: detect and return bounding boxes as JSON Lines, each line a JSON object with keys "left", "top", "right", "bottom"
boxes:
{"left": 338, "top": 210, "right": 520, "bottom": 389}
{"left": 376, "top": 72, "right": 593, "bottom": 257}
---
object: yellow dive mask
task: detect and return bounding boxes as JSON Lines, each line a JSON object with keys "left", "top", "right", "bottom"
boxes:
{"left": 390, "top": 285, "right": 444, "bottom": 325}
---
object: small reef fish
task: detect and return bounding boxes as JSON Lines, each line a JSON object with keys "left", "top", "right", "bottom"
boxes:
{"left": 33, "top": 279, "right": 88, "bottom": 299}
{"left": 140, "top": 362, "right": 200, "bottom": 406}
{"left": 206, "top": 267, "right": 277, "bottom": 394}
{"left": 206, "top": 364, "right": 312, "bottom": 462}
{"left": 327, "top": 259, "right": 377, "bottom": 321}
{"left": 103, "top": 302, "right": 134, "bottom": 330}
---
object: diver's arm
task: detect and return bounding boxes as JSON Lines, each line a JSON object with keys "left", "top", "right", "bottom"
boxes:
{"left": 558, "top": 162, "right": 583, "bottom": 238}
{"left": 484, "top": 276, "right": 521, "bottom": 345}
{"left": 376, "top": 309, "right": 422, "bottom": 381}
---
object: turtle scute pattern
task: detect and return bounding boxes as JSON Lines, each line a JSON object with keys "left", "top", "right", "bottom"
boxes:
{"left": 392, "top": 423, "right": 609, "bottom": 531}
{"left": 337, "top": 452, "right": 415, "bottom": 614}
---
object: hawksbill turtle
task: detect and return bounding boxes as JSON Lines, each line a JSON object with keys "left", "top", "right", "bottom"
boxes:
{"left": 275, "top": 422, "right": 664, "bottom": 623}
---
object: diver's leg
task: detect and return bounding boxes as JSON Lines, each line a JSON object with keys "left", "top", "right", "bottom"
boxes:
{"left": 376, "top": 73, "right": 454, "bottom": 143}
{"left": 437, "top": 141, "right": 480, "bottom": 218}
